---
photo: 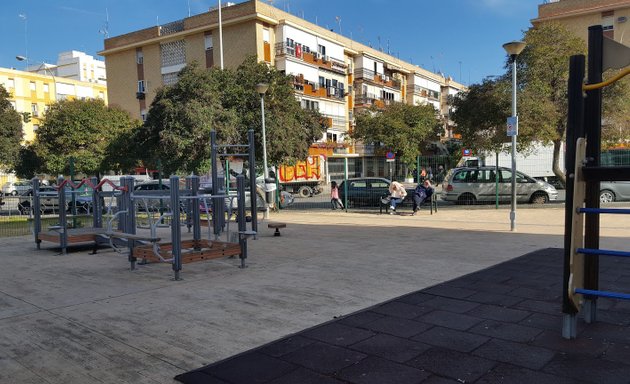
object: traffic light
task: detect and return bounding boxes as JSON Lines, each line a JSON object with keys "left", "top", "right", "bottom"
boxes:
{"left": 22, "top": 112, "right": 31, "bottom": 123}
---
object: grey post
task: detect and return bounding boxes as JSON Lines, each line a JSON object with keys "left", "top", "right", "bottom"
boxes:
{"left": 170, "top": 176, "right": 182, "bottom": 280}
{"left": 237, "top": 175, "right": 247, "bottom": 268}
{"left": 121, "top": 177, "right": 136, "bottom": 269}
{"left": 248, "top": 129, "right": 258, "bottom": 235}
{"left": 189, "top": 175, "right": 201, "bottom": 247}
{"left": 91, "top": 177, "right": 101, "bottom": 229}
{"left": 58, "top": 176, "right": 68, "bottom": 254}
{"left": 32, "top": 178, "right": 41, "bottom": 249}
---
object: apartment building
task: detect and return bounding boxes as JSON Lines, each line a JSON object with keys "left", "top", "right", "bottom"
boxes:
{"left": 0, "top": 67, "right": 108, "bottom": 143}
{"left": 532, "top": 0, "right": 630, "bottom": 43}
{"left": 100, "top": 0, "right": 464, "bottom": 165}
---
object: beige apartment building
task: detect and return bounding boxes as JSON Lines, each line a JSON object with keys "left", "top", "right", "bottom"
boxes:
{"left": 533, "top": 0, "right": 630, "bottom": 43}
{"left": 100, "top": 0, "right": 465, "bottom": 166}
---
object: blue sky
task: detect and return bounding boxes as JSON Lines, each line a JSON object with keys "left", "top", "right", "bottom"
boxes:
{"left": 1, "top": 0, "right": 541, "bottom": 85}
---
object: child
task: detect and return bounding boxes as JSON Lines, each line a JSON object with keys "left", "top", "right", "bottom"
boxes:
{"left": 330, "top": 181, "right": 344, "bottom": 210}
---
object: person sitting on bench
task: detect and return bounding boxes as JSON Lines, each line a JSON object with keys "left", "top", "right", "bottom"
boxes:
{"left": 412, "top": 180, "right": 434, "bottom": 215}
{"left": 388, "top": 181, "right": 407, "bottom": 214}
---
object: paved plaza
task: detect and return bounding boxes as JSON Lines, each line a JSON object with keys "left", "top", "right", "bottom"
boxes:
{"left": 1, "top": 206, "right": 629, "bottom": 383}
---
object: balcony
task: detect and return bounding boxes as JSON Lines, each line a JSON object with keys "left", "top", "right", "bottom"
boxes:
{"left": 292, "top": 75, "right": 346, "bottom": 101}
{"left": 275, "top": 43, "right": 347, "bottom": 75}
{"left": 354, "top": 68, "right": 401, "bottom": 89}
{"left": 409, "top": 84, "right": 440, "bottom": 100}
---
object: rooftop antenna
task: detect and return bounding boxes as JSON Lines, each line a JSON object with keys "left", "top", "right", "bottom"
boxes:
{"left": 187, "top": 0, "right": 191, "bottom": 17}
{"left": 335, "top": 16, "right": 341, "bottom": 35}
{"left": 18, "top": 13, "right": 28, "bottom": 69}
{"left": 377, "top": 36, "right": 382, "bottom": 52}
{"left": 387, "top": 38, "right": 390, "bottom": 54}
{"left": 99, "top": 8, "right": 110, "bottom": 38}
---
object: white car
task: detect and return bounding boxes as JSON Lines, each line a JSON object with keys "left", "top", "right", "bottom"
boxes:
{"left": 2, "top": 181, "right": 32, "bottom": 196}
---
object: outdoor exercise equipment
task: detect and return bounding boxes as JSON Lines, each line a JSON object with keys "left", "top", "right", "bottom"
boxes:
{"left": 562, "top": 26, "right": 630, "bottom": 339}
{"left": 32, "top": 176, "right": 126, "bottom": 254}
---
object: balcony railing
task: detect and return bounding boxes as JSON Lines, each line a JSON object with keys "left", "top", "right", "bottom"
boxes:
{"left": 409, "top": 84, "right": 440, "bottom": 100}
{"left": 354, "top": 68, "right": 401, "bottom": 89}
{"left": 320, "top": 113, "right": 347, "bottom": 129}
{"left": 275, "top": 43, "right": 347, "bottom": 74}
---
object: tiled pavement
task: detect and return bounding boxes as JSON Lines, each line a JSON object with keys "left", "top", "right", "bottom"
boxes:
{"left": 175, "top": 248, "right": 630, "bottom": 384}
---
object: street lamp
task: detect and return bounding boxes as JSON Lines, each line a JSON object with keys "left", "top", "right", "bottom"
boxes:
{"left": 256, "top": 82, "right": 270, "bottom": 218}
{"left": 502, "top": 40, "right": 526, "bottom": 232}
{"left": 16, "top": 55, "right": 57, "bottom": 99}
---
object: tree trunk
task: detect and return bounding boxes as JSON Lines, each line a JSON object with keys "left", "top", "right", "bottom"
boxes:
{"left": 552, "top": 138, "right": 566, "bottom": 187}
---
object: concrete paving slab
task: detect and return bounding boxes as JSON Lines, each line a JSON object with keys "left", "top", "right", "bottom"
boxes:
{"left": 0, "top": 206, "right": 628, "bottom": 383}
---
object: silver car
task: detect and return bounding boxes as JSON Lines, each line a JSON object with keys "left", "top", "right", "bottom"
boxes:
{"left": 441, "top": 166, "right": 558, "bottom": 205}
{"left": 600, "top": 181, "right": 630, "bottom": 203}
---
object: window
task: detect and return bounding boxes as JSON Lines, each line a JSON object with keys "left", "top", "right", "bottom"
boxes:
{"left": 317, "top": 44, "right": 326, "bottom": 57}
{"left": 141, "top": 109, "right": 147, "bottom": 122}
{"left": 319, "top": 76, "right": 325, "bottom": 88}
{"left": 350, "top": 181, "right": 366, "bottom": 188}
{"left": 262, "top": 28, "right": 269, "bottom": 43}
{"left": 138, "top": 80, "right": 146, "bottom": 93}
{"left": 326, "top": 132, "right": 338, "bottom": 142}
{"left": 31, "top": 103, "right": 39, "bottom": 117}
{"left": 204, "top": 33, "right": 213, "bottom": 50}
{"left": 33, "top": 125, "right": 39, "bottom": 132}
{"left": 30, "top": 82, "right": 36, "bottom": 91}
{"left": 136, "top": 50, "right": 144, "bottom": 65}
{"left": 10, "top": 101, "right": 16, "bottom": 110}
{"left": 44, "top": 84, "right": 49, "bottom": 93}
{"left": 7, "top": 78, "right": 15, "bottom": 89}
{"left": 99, "top": 91, "right": 105, "bottom": 99}
{"left": 301, "top": 99, "right": 319, "bottom": 111}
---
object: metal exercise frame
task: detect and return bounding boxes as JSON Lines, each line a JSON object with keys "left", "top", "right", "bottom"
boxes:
{"left": 562, "top": 26, "right": 630, "bottom": 339}
{"left": 210, "top": 129, "right": 258, "bottom": 239}
{"left": 31, "top": 176, "right": 127, "bottom": 254}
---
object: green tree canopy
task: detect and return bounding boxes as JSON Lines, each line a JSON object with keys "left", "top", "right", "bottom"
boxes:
{"left": 0, "top": 85, "right": 24, "bottom": 170}
{"left": 451, "top": 22, "right": 591, "bottom": 184}
{"left": 31, "top": 98, "right": 140, "bottom": 176}
{"left": 450, "top": 78, "right": 511, "bottom": 154}
{"left": 133, "top": 57, "right": 325, "bottom": 174}
{"left": 352, "top": 102, "right": 442, "bottom": 167}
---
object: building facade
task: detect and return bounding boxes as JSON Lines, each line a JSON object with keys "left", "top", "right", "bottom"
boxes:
{"left": 100, "top": 0, "right": 464, "bottom": 173}
{"left": 533, "top": 0, "right": 630, "bottom": 43}
{"left": 0, "top": 67, "right": 108, "bottom": 143}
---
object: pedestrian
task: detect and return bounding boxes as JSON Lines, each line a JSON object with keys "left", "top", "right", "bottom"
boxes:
{"left": 420, "top": 167, "right": 427, "bottom": 182}
{"left": 388, "top": 180, "right": 407, "bottom": 214}
{"left": 330, "top": 181, "right": 344, "bottom": 210}
{"left": 412, "top": 179, "right": 434, "bottom": 215}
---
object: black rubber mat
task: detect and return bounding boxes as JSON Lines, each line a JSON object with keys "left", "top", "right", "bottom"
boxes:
{"left": 175, "top": 248, "right": 630, "bottom": 384}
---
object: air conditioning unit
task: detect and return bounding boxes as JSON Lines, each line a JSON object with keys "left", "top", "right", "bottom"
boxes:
{"left": 136, "top": 92, "right": 146, "bottom": 100}
{"left": 327, "top": 87, "right": 337, "bottom": 96}
{"left": 323, "top": 55, "right": 329, "bottom": 62}
{"left": 314, "top": 52, "right": 320, "bottom": 60}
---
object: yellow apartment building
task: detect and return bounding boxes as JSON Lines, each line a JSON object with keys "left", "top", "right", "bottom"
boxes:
{"left": 0, "top": 67, "right": 108, "bottom": 143}
{"left": 533, "top": 0, "right": 630, "bottom": 43}
{"left": 99, "top": 0, "right": 465, "bottom": 167}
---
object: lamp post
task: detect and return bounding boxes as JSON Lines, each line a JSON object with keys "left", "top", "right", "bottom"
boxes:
{"left": 256, "top": 83, "right": 270, "bottom": 219}
{"left": 16, "top": 55, "right": 56, "bottom": 99}
{"left": 502, "top": 40, "right": 526, "bottom": 232}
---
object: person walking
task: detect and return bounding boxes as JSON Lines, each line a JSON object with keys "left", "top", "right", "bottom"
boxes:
{"left": 388, "top": 180, "right": 407, "bottom": 214}
{"left": 330, "top": 181, "right": 344, "bottom": 210}
{"left": 412, "top": 179, "right": 434, "bottom": 215}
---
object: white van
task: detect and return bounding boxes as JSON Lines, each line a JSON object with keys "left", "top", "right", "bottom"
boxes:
{"left": 100, "top": 175, "right": 153, "bottom": 192}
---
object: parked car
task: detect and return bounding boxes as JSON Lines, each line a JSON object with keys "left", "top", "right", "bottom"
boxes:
{"left": 2, "top": 181, "right": 32, "bottom": 196}
{"left": 17, "top": 186, "right": 95, "bottom": 215}
{"left": 441, "top": 166, "right": 558, "bottom": 205}
{"left": 338, "top": 178, "right": 395, "bottom": 207}
{"left": 600, "top": 181, "right": 630, "bottom": 203}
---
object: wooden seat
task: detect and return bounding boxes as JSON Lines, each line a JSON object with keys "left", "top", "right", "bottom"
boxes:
{"left": 267, "top": 222, "right": 287, "bottom": 236}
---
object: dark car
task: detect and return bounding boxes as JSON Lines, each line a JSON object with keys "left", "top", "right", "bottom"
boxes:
{"left": 17, "top": 186, "right": 95, "bottom": 215}
{"left": 338, "top": 177, "right": 393, "bottom": 207}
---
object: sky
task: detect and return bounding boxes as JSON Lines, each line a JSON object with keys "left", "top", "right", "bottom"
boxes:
{"left": 0, "top": 0, "right": 542, "bottom": 85}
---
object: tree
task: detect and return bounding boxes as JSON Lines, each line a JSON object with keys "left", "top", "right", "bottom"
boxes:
{"left": 353, "top": 102, "right": 442, "bottom": 168}
{"left": 31, "top": 99, "right": 140, "bottom": 176}
{"left": 450, "top": 78, "right": 511, "bottom": 154}
{"left": 133, "top": 57, "right": 325, "bottom": 175}
{"left": 0, "top": 85, "right": 24, "bottom": 170}
{"left": 450, "top": 22, "right": 590, "bottom": 185}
